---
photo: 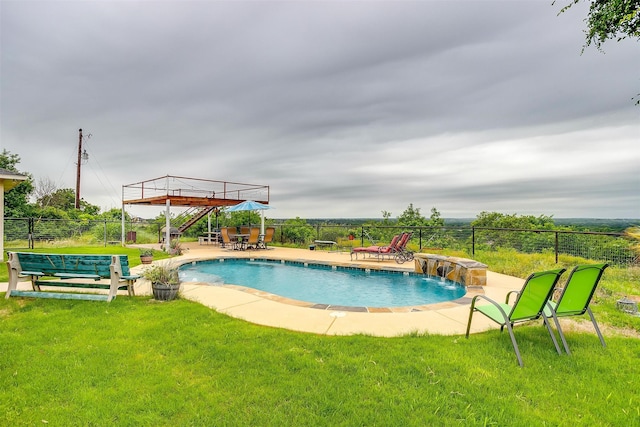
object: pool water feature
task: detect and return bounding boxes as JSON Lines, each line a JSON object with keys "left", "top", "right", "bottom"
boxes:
{"left": 179, "top": 258, "right": 466, "bottom": 309}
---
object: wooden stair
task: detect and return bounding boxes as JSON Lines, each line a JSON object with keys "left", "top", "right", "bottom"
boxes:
{"left": 176, "top": 206, "right": 216, "bottom": 233}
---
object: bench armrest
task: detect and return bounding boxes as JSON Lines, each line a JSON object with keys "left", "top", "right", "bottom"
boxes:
{"left": 19, "top": 271, "right": 45, "bottom": 277}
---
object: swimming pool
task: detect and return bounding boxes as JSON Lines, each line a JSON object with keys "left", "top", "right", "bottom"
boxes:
{"left": 179, "top": 258, "right": 466, "bottom": 308}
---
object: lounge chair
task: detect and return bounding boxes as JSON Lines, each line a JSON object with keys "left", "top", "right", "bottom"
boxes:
{"left": 544, "top": 263, "right": 609, "bottom": 354}
{"left": 258, "top": 227, "right": 275, "bottom": 249}
{"left": 350, "top": 234, "right": 401, "bottom": 261}
{"left": 390, "top": 232, "right": 414, "bottom": 264}
{"left": 465, "top": 268, "right": 566, "bottom": 367}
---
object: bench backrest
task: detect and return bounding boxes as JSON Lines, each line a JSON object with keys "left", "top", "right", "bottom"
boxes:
{"left": 10, "top": 252, "right": 131, "bottom": 278}
{"left": 115, "top": 255, "right": 133, "bottom": 277}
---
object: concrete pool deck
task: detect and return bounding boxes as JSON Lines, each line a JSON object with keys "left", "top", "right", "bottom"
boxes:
{"left": 2, "top": 243, "right": 525, "bottom": 337}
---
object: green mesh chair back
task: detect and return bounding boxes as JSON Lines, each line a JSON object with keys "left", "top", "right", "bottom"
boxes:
{"left": 554, "top": 264, "right": 608, "bottom": 317}
{"left": 509, "top": 270, "right": 566, "bottom": 322}
{"left": 545, "top": 263, "right": 609, "bottom": 353}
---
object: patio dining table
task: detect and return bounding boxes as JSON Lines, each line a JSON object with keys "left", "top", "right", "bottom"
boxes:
{"left": 233, "top": 233, "right": 250, "bottom": 250}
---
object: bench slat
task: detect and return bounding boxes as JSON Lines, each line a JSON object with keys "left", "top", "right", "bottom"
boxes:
{"left": 54, "top": 273, "right": 102, "bottom": 280}
{"left": 36, "top": 281, "right": 129, "bottom": 290}
{"left": 9, "top": 290, "right": 110, "bottom": 302}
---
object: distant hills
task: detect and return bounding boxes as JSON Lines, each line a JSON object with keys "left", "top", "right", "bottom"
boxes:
{"left": 294, "top": 218, "right": 639, "bottom": 233}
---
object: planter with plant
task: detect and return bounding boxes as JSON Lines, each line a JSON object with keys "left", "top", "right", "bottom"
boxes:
{"left": 143, "top": 263, "right": 181, "bottom": 301}
{"left": 139, "top": 249, "right": 154, "bottom": 264}
{"left": 166, "top": 239, "right": 183, "bottom": 256}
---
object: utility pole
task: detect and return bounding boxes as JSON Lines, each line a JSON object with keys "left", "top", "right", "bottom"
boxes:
{"left": 75, "top": 128, "right": 89, "bottom": 209}
{"left": 75, "top": 129, "right": 83, "bottom": 209}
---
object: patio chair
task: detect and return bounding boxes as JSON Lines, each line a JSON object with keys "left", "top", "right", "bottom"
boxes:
{"left": 244, "top": 227, "right": 261, "bottom": 250}
{"left": 544, "top": 263, "right": 609, "bottom": 354}
{"left": 220, "top": 227, "right": 236, "bottom": 249}
{"left": 258, "top": 227, "right": 275, "bottom": 249}
{"left": 350, "top": 234, "right": 401, "bottom": 261}
{"left": 465, "top": 268, "right": 566, "bottom": 367}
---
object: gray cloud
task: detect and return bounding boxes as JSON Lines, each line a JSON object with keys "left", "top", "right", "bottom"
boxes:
{"left": 1, "top": 1, "right": 638, "bottom": 220}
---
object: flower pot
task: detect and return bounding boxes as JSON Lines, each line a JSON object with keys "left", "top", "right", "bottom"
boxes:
{"left": 140, "top": 255, "right": 153, "bottom": 265}
{"left": 152, "top": 282, "right": 180, "bottom": 301}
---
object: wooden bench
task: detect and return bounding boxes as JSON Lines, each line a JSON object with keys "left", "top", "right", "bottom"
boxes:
{"left": 5, "top": 252, "right": 140, "bottom": 302}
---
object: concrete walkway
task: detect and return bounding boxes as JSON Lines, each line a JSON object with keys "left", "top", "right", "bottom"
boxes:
{"left": 2, "top": 243, "right": 525, "bottom": 337}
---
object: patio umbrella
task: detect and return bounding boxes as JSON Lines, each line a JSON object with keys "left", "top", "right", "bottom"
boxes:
{"left": 226, "top": 200, "right": 272, "bottom": 234}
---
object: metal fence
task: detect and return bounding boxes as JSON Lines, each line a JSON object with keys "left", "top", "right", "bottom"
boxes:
{"left": 470, "top": 227, "right": 635, "bottom": 265}
{"left": 3, "top": 218, "right": 636, "bottom": 266}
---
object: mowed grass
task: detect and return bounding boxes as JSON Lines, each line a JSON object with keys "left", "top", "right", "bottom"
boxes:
{"left": 1, "top": 297, "right": 640, "bottom": 426}
{"left": 1, "top": 246, "right": 640, "bottom": 425}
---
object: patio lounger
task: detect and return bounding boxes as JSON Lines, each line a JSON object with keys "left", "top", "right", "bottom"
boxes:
{"left": 465, "top": 268, "right": 566, "bottom": 367}
{"left": 350, "top": 234, "right": 401, "bottom": 261}
{"left": 544, "top": 263, "right": 609, "bottom": 354}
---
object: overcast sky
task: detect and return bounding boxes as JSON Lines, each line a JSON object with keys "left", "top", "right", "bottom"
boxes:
{"left": 1, "top": 0, "right": 638, "bottom": 220}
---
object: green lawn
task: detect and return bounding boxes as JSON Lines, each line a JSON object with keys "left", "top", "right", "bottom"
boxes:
{"left": 1, "top": 297, "right": 639, "bottom": 426}
{"left": 1, "top": 247, "right": 639, "bottom": 425}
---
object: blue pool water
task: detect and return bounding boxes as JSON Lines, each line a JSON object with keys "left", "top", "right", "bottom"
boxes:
{"left": 179, "top": 259, "right": 466, "bottom": 308}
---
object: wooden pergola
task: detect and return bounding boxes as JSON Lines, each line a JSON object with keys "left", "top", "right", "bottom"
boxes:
{"left": 121, "top": 175, "right": 269, "bottom": 246}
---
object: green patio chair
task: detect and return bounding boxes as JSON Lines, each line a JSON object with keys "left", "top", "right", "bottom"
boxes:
{"left": 465, "top": 268, "right": 566, "bottom": 367}
{"left": 544, "top": 263, "right": 609, "bottom": 354}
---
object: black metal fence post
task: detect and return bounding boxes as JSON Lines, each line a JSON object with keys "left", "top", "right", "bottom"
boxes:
{"left": 28, "top": 217, "right": 34, "bottom": 249}
{"left": 472, "top": 227, "right": 475, "bottom": 256}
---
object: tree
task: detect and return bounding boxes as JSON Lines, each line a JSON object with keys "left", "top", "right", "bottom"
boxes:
{"left": 397, "top": 203, "right": 428, "bottom": 227}
{"left": 0, "top": 149, "right": 34, "bottom": 217}
{"left": 32, "top": 177, "right": 58, "bottom": 206}
{"left": 397, "top": 204, "right": 444, "bottom": 228}
{"left": 471, "top": 212, "right": 557, "bottom": 252}
{"left": 556, "top": 0, "right": 640, "bottom": 49}
{"left": 557, "top": 1, "right": 640, "bottom": 103}
{"left": 471, "top": 212, "right": 555, "bottom": 229}
{"left": 36, "top": 188, "right": 100, "bottom": 217}
{"left": 381, "top": 210, "right": 393, "bottom": 227}
{"left": 428, "top": 207, "right": 445, "bottom": 227}
{"left": 37, "top": 188, "right": 76, "bottom": 210}
{"left": 282, "top": 217, "right": 315, "bottom": 244}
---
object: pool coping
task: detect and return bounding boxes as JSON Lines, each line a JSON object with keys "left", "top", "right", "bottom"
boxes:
{"left": 179, "top": 256, "right": 485, "bottom": 313}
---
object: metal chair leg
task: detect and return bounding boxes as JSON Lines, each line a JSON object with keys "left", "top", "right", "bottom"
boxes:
{"left": 587, "top": 308, "right": 606, "bottom": 348}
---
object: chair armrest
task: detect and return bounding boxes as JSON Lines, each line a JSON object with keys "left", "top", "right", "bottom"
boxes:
{"left": 506, "top": 290, "right": 520, "bottom": 304}
{"left": 470, "top": 294, "right": 512, "bottom": 325}
{"left": 471, "top": 294, "right": 502, "bottom": 308}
